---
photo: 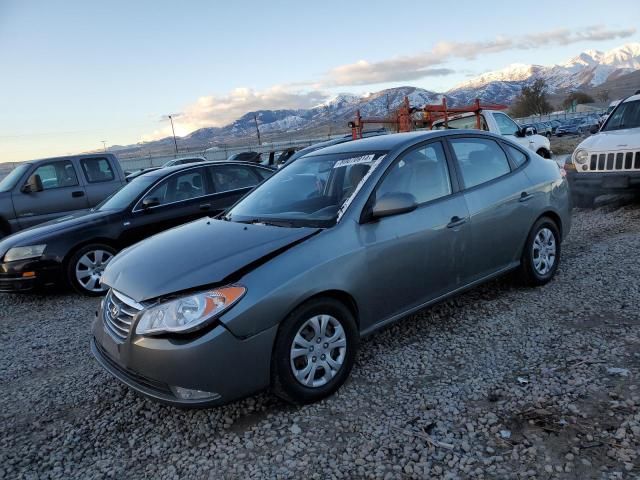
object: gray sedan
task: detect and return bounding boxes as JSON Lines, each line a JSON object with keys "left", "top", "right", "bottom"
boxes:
{"left": 92, "top": 130, "right": 571, "bottom": 407}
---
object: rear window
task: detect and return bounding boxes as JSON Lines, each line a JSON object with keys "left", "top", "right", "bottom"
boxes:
{"left": 450, "top": 138, "right": 512, "bottom": 189}
{"left": 81, "top": 157, "right": 115, "bottom": 183}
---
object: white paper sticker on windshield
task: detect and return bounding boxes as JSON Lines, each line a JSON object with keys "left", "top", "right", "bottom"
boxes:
{"left": 333, "top": 154, "right": 375, "bottom": 169}
{"left": 336, "top": 155, "right": 385, "bottom": 223}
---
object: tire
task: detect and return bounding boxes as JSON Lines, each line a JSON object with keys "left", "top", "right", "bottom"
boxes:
{"left": 518, "top": 217, "right": 561, "bottom": 287}
{"left": 66, "top": 243, "right": 117, "bottom": 296}
{"left": 271, "top": 297, "right": 359, "bottom": 405}
{"left": 573, "top": 193, "right": 595, "bottom": 208}
{"left": 536, "top": 148, "right": 550, "bottom": 159}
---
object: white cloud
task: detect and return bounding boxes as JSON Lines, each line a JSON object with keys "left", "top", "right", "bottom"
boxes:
{"left": 141, "top": 86, "right": 327, "bottom": 141}
{"left": 324, "top": 25, "right": 636, "bottom": 87}
{"left": 142, "top": 25, "right": 637, "bottom": 141}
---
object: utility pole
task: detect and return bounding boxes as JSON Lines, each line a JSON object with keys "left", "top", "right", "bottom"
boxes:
{"left": 101, "top": 140, "right": 107, "bottom": 152}
{"left": 253, "top": 114, "right": 262, "bottom": 145}
{"left": 168, "top": 115, "right": 179, "bottom": 155}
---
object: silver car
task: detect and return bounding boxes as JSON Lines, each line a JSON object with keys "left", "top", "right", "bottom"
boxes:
{"left": 92, "top": 130, "right": 571, "bottom": 407}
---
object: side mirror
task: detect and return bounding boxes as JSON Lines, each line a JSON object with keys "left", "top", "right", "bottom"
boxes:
{"left": 524, "top": 127, "right": 535, "bottom": 136}
{"left": 21, "top": 174, "right": 43, "bottom": 193}
{"left": 141, "top": 197, "right": 160, "bottom": 210}
{"left": 370, "top": 192, "right": 417, "bottom": 220}
{"left": 589, "top": 125, "right": 599, "bottom": 135}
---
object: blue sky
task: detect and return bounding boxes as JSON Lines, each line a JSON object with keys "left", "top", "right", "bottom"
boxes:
{"left": 1, "top": 0, "right": 639, "bottom": 162}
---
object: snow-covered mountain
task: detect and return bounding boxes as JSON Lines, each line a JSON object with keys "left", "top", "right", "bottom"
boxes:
{"left": 127, "top": 42, "right": 640, "bottom": 154}
{"left": 448, "top": 42, "right": 640, "bottom": 104}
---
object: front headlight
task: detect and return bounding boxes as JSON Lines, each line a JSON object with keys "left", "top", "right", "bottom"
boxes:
{"left": 135, "top": 285, "right": 246, "bottom": 336}
{"left": 4, "top": 245, "right": 46, "bottom": 262}
{"left": 574, "top": 149, "right": 589, "bottom": 164}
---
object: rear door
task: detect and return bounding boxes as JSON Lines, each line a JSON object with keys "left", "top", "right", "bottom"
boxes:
{"left": 206, "top": 164, "right": 268, "bottom": 216}
{"left": 447, "top": 136, "right": 535, "bottom": 283}
{"left": 360, "top": 141, "right": 471, "bottom": 322}
{"left": 78, "top": 156, "right": 123, "bottom": 207}
{"left": 119, "top": 167, "right": 212, "bottom": 246}
{"left": 12, "top": 160, "right": 89, "bottom": 229}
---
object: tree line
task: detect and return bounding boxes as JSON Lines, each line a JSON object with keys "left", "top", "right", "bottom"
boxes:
{"left": 509, "top": 79, "right": 609, "bottom": 118}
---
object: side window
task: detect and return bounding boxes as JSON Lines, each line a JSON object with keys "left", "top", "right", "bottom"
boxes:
{"left": 32, "top": 161, "right": 79, "bottom": 190}
{"left": 435, "top": 115, "right": 488, "bottom": 131}
{"left": 493, "top": 113, "right": 520, "bottom": 136}
{"left": 252, "top": 167, "right": 274, "bottom": 181}
{"left": 376, "top": 141, "right": 452, "bottom": 204}
{"left": 80, "top": 157, "right": 115, "bottom": 183}
{"left": 143, "top": 169, "right": 206, "bottom": 206}
{"left": 504, "top": 144, "right": 528, "bottom": 167}
{"left": 210, "top": 165, "right": 260, "bottom": 192}
{"left": 450, "top": 138, "right": 512, "bottom": 189}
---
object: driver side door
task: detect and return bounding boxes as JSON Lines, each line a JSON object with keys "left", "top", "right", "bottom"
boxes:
{"left": 358, "top": 141, "right": 471, "bottom": 326}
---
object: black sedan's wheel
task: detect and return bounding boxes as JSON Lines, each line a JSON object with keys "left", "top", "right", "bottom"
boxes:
{"left": 272, "top": 297, "right": 358, "bottom": 404}
{"left": 67, "top": 243, "right": 117, "bottom": 296}
{"left": 518, "top": 217, "right": 561, "bottom": 287}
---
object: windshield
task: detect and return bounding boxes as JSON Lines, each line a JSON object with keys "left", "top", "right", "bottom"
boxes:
{"left": 96, "top": 176, "right": 156, "bottom": 211}
{"left": 0, "top": 163, "right": 30, "bottom": 192}
{"left": 226, "top": 151, "right": 387, "bottom": 228}
{"left": 601, "top": 100, "right": 640, "bottom": 131}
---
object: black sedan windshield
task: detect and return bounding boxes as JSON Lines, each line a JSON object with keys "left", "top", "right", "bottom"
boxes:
{"left": 602, "top": 100, "right": 640, "bottom": 131}
{"left": 227, "top": 151, "right": 387, "bottom": 227}
{"left": 96, "top": 176, "right": 156, "bottom": 211}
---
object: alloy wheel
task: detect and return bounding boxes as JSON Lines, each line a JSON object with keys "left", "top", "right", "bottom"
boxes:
{"left": 75, "top": 249, "right": 113, "bottom": 293}
{"left": 290, "top": 315, "right": 347, "bottom": 388}
{"left": 532, "top": 227, "right": 556, "bottom": 276}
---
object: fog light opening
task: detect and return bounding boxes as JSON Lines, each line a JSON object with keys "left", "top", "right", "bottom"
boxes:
{"left": 170, "top": 386, "right": 221, "bottom": 401}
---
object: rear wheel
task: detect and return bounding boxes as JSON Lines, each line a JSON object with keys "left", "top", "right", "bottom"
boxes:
{"left": 272, "top": 297, "right": 359, "bottom": 405}
{"left": 67, "top": 244, "right": 116, "bottom": 296}
{"left": 518, "top": 217, "right": 561, "bottom": 287}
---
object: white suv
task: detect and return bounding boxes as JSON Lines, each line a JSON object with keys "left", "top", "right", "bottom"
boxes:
{"left": 567, "top": 92, "right": 640, "bottom": 207}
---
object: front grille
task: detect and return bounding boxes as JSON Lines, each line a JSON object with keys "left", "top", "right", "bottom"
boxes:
{"left": 588, "top": 151, "right": 640, "bottom": 172}
{"left": 93, "top": 340, "right": 172, "bottom": 395}
{"left": 103, "top": 289, "right": 143, "bottom": 342}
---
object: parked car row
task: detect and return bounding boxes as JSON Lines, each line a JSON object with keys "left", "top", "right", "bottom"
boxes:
{"left": 0, "top": 129, "right": 571, "bottom": 408}
{"left": 519, "top": 115, "right": 601, "bottom": 138}
{"left": 0, "top": 161, "right": 274, "bottom": 294}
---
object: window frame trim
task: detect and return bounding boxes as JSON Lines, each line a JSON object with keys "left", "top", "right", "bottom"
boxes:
{"left": 444, "top": 134, "right": 524, "bottom": 192}
{"left": 29, "top": 160, "right": 80, "bottom": 191}
{"left": 79, "top": 156, "right": 116, "bottom": 184}
{"left": 359, "top": 139, "right": 460, "bottom": 223}
{"left": 131, "top": 166, "right": 211, "bottom": 213}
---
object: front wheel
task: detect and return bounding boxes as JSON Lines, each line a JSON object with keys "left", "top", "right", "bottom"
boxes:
{"left": 67, "top": 244, "right": 117, "bottom": 296}
{"left": 518, "top": 218, "right": 561, "bottom": 287}
{"left": 272, "top": 297, "right": 359, "bottom": 404}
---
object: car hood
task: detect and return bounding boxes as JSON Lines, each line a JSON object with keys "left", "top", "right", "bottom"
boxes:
{"left": 102, "top": 218, "right": 320, "bottom": 302}
{"left": 577, "top": 128, "right": 640, "bottom": 152}
{"left": 0, "top": 209, "right": 112, "bottom": 255}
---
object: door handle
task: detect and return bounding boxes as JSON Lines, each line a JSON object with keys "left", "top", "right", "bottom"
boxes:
{"left": 519, "top": 192, "right": 534, "bottom": 202}
{"left": 199, "top": 203, "right": 211, "bottom": 210}
{"left": 72, "top": 190, "right": 85, "bottom": 198}
{"left": 447, "top": 216, "right": 467, "bottom": 229}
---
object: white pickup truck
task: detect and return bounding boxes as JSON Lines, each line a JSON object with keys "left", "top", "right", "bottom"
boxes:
{"left": 567, "top": 91, "right": 640, "bottom": 207}
{"left": 432, "top": 110, "right": 553, "bottom": 159}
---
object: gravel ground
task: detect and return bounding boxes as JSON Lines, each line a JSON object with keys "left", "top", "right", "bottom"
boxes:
{"left": 1, "top": 203, "right": 639, "bottom": 480}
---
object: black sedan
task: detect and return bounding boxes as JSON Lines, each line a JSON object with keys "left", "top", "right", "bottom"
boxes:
{"left": 0, "top": 161, "right": 274, "bottom": 295}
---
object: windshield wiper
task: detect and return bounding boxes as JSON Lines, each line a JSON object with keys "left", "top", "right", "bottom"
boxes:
{"left": 249, "top": 219, "right": 295, "bottom": 228}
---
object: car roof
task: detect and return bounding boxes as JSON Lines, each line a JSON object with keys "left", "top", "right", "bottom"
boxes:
{"left": 303, "top": 130, "right": 503, "bottom": 157}
{"left": 25, "top": 152, "right": 115, "bottom": 164}
{"left": 622, "top": 94, "right": 640, "bottom": 103}
{"left": 139, "top": 160, "right": 274, "bottom": 179}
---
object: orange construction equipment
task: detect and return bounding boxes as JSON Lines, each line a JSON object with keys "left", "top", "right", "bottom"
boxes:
{"left": 349, "top": 97, "right": 508, "bottom": 138}
{"left": 422, "top": 98, "right": 508, "bottom": 130}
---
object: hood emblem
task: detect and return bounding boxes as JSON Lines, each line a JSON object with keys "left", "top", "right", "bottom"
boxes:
{"left": 109, "top": 302, "right": 120, "bottom": 319}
